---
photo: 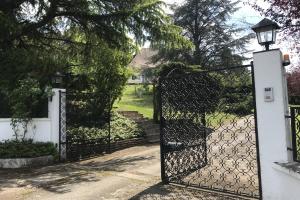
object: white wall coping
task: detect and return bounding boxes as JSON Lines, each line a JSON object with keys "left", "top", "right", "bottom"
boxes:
{"left": 0, "top": 118, "right": 50, "bottom": 122}
{"left": 273, "top": 162, "right": 300, "bottom": 181}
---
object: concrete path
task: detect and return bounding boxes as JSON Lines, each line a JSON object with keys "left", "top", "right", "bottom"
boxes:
{"left": 0, "top": 144, "right": 245, "bottom": 200}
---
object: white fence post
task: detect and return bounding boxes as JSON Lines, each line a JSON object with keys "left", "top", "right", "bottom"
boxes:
{"left": 48, "top": 88, "right": 66, "bottom": 160}
{"left": 253, "top": 49, "right": 297, "bottom": 199}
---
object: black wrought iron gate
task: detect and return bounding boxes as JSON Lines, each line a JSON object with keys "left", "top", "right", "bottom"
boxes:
{"left": 159, "top": 65, "right": 262, "bottom": 199}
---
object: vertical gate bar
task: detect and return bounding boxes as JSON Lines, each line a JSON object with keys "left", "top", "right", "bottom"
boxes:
{"left": 108, "top": 92, "right": 111, "bottom": 153}
{"left": 251, "top": 62, "right": 263, "bottom": 199}
{"left": 201, "top": 112, "right": 206, "bottom": 127}
{"left": 201, "top": 110, "right": 208, "bottom": 165}
{"left": 290, "top": 107, "right": 297, "bottom": 161}
{"left": 159, "top": 78, "right": 167, "bottom": 183}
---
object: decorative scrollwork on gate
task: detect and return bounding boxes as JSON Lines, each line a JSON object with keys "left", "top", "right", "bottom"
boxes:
{"left": 160, "top": 65, "right": 261, "bottom": 199}
{"left": 59, "top": 91, "right": 67, "bottom": 161}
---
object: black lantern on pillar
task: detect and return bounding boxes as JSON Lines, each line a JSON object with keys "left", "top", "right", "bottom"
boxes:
{"left": 51, "top": 72, "right": 64, "bottom": 88}
{"left": 252, "top": 18, "right": 280, "bottom": 51}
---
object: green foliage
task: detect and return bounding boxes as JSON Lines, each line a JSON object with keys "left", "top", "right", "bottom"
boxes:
{"left": 141, "top": 68, "right": 157, "bottom": 83}
{"left": 0, "top": 0, "right": 190, "bottom": 120}
{"left": 67, "top": 112, "right": 144, "bottom": 142}
{"left": 154, "top": 62, "right": 222, "bottom": 114}
{"left": 156, "top": 62, "right": 197, "bottom": 78}
{"left": 218, "top": 69, "right": 253, "bottom": 116}
{"left": 154, "top": 0, "right": 254, "bottom": 68}
{"left": 66, "top": 42, "right": 132, "bottom": 126}
{"left": 0, "top": 140, "right": 57, "bottom": 159}
{"left": 9, "top": 78, "right": 43, "bottom": 119}
{"left": 154, "top": 62, "right": 253, "bottom": 119}
{"left": 221, "top": 86, "right": 253, "bottom": 116}
{"left": 142, "top": 84, "right": 153, "bottom": 95}
{"left": 0, "top": 0, "right": 188, "bottom": 49}
{"left": 133, "top": 84, "right": 153, "bottom": 97}
{"left": 8, "top": 78, "right": 47, "bottom": 141}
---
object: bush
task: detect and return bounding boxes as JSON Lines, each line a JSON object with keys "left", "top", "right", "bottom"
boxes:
{"left": 67, "top": 112, "right": 144, "bottom": 142}
{"left": 7, "top": 77, "right": 48, "bottom": 141}
{"left": 134, "top": 84, "right": 153, "bottom": 98}
{"left": 290, "top": 96, "right": 300, "bottom": 105}
{"left": 0, "top": 140, "right": 58, "bottom": 159}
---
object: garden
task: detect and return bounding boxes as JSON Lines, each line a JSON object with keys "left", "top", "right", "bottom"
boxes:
{"left": 0, "top": 0, "right": 189, "bottom": 165}
{"left": 115, "top": 84, "right": 154, "bottom": 119}
{"left": 0, "top": 0, "right": 299, "bottom": 167}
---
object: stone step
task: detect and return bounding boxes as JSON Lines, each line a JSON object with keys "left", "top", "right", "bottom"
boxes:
{"left": 138, "top": 120, "right": 153, "bottom": 125}
{"left": 136, "top": 119, "right": 149, "bottom": 124}
{"left": 144, "top": 127, "right": 160, "bottom": 133}
{"left": 127, "top": 116, "right": 145, "bottom": 121}
{"left": 118, "top": 110, "right": 160, "bottom": 143}
{"left": 142, "top": 125, "right": 160, "bottom": 131}
{"left": 118, "top": 111, "right": 144, "bottom": 118}
{"left": 147, "top": 135, "right": 160, "bottom": 143}
{"left": 138, "top": 121, "right": 159, "bottom": 128}
{"left": 148, "top": 140, "right": 160, "bottom": 143}
{"left": 145, "top": 132, "right": 160, "bottom": 137}
{"left": 118, "top": 111, "right": 139, "bottom": 115}
{"left": 124, "top": 115, "right": 145, "bottom": 120}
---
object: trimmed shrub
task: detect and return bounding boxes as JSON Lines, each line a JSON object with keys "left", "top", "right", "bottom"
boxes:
{"left": 67, "top": 112, "right": 144, "bottom": 142}
{"left": 0, "top": 140, "right": 57, "bottom": 159}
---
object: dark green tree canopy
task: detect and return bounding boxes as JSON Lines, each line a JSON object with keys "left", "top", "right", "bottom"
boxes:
{"left": 0, "top": 0, "right": 188, "bottom": 84}
{"left": 0, "top": 0, "right": 189, "bottom": 89}
{"left": 0, "top": 0, "right": 182, "bottom": 46}
{"left": 0, "top": 0, "right": 190, "bottom": 119}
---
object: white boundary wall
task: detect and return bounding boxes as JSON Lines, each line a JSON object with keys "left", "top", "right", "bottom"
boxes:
{"left": 0, "top": 118, "right": 51, "bottom": 142}
{"left": 254, "top": 49, "right": 300, "bottom": 200}
{"left": 0, "top": 89, "right": 64, "bottom": 146}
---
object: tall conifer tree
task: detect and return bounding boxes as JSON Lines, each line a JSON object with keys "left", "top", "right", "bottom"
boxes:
{"left": 154, "top": 0, "right": 253, "bottom": 68}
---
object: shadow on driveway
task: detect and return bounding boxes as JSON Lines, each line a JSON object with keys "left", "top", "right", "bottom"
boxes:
{"left": 0, "top": 154, "right": 155, "bottom": 194}
{"left": 129, "top": 182, "right": 250, "bottom": 200}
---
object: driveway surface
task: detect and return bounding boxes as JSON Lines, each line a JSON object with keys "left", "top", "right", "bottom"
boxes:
{"left": 0, "top": 144, "right": 248, "bottom": 200}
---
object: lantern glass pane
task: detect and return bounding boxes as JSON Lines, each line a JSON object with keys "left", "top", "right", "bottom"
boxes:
{"left": 257, "top": 32, "right": 262, "bottom": 44}
{"left": 260, "top": 30, "right": 273, "bottom": 43}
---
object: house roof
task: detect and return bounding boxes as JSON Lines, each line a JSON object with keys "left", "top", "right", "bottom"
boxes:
{"left": 129, "top": 48, "right": 159, "bottom": 69}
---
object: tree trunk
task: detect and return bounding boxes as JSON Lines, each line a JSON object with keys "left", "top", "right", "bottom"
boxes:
{"left": 153, "top": 83, "right": 160, "bottom": 123}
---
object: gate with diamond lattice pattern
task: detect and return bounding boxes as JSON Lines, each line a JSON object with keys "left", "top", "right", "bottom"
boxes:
{"left": 159, "top": 64, "right": 262, "bottom": 199}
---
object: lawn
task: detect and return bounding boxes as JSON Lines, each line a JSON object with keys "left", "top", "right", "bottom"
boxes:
{"left": 115, "top": 84, "right": 240, "bottom": 125}
{"left": 114, "top": 85, "right": 154, "bottom": 119}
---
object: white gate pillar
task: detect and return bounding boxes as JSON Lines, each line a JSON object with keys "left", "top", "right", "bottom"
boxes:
{"left": 253, "top": 49, "right": 294, "bottom": 199}
{"left": 48, "top": 88, "right": 66, "bottom": 160}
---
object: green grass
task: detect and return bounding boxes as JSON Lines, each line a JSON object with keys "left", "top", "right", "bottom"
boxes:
{"left": 114, "top": 85, "right": 154, "bottom": 119}
{"left": 115, "top": 85, "right": 240, "bottom": 125}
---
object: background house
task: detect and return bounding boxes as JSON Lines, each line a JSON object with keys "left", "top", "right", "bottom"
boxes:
{"left": 128, "top": 48, "right": 159, "bottom": 84}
